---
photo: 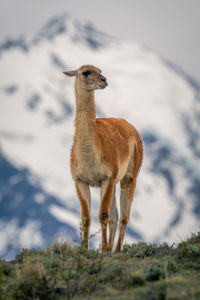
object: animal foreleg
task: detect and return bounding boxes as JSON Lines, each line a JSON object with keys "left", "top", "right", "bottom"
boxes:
{"left": 99, "top": 178, "right": 115, "bottom": 252}
{"left": 75, "top": 180, "right": 91, "bottom": 248}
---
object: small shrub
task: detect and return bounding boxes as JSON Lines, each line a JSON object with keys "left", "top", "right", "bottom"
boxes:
{"left": 167, "top": 258, "right": 178, "bottom": 274}
{"left": 146, "top": 263, "right": 165, "bottom": 281}
{"left": 50, "top": 239, "right": 72, "bottom": 258}
{"left": 113, "top": 271, "right": 145, "bottom": 290}
{"left": 122, "top": 244, "right": 132, "bottom": 253}
{"left": 148, "top": 281, "right": 167, "bottom": 300}
{"left": 122, "top": 242, "right": 172, "bottom": 258}
{"left": 122, "top": 242, "right": 157, "bottom": 257}
{"left": 186, "top": 232, "right": 200, "bottom": 244}
{"left": 13, "top": 275, "right": 50, "bottom": 300}
{"left": 0, "top": 260, "right": 12, "bottom": 276}
{"left": 101, "top": 262, "right": 123, "bottom": 282}
{"left": 15, "top": 248, "right": 29, "bottom": 263}
{"left": 47, "top": 258, "right": 61, "bottom": 271}
{"left": 126, "top": 271, "right": 145, "bottom": 288}
{"left": 177, "top": 242, "right": 200, "bottom": 259}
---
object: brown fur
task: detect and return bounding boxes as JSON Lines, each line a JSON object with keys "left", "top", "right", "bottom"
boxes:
{"left": 63, "top": 64, "right": 143, "bottom": 252}
{"left": 75, "top": 181, "right": 91, "bottom": 248}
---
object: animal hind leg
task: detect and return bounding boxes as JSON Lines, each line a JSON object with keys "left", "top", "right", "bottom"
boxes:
{"left": 75, "top": 180, "right": 91, "bottom": 249}
{"left": 108, "top": 186, "right": 118, "bottom": 251}
{"left": 115, "top": 177, "right": 136, "bottom": 253}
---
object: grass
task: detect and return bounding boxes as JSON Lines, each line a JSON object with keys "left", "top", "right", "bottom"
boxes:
{"left": 0, "top": 232, "right": 200, "bottom": 299}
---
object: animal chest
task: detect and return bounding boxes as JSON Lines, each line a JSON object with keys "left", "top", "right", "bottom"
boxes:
{"left": 72, "top": 142, "right": 108, "bottom": 187}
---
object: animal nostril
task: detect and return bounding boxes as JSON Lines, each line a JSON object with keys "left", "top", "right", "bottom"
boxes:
{"left": 101, "top": 77, "right": 106, "bottom": 82}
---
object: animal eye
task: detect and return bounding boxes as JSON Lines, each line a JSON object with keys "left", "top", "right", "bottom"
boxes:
{"left": 82, "top": 70, "right": 91, "bottom": 76}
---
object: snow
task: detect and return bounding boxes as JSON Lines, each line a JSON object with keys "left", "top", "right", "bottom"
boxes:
{"left": 0, "top": 219, "right": 44, "bottom": 259}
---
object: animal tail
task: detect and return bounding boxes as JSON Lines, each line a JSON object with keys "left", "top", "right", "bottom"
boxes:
{"left": 133, "top": 132, "right": 143, "bottom": 179}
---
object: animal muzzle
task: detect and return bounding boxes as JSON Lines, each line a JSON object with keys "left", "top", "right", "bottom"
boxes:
{"left": 99, "top": 76, "right": 108, "bottom": 88}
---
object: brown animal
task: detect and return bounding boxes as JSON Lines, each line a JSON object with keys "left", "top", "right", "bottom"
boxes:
{"left": 63, "top": 65, "right": 143, "bottom": 252}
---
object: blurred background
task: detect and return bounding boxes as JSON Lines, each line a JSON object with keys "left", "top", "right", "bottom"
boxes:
{"left": 0, "top": 0, "right": 200, "bottom": 260}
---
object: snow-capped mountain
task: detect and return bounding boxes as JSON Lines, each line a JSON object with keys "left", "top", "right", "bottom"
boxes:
{"left": 0, "top": 14, "right": 200, "bottom": 260}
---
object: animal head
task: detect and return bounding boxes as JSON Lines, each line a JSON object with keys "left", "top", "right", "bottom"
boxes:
{"left": 63, "top": 65, "right": 108, "bottom": 91}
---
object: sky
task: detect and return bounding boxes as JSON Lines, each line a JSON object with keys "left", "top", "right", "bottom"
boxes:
{"left": 0, "top": 0, "right": 200, "bottom": 82}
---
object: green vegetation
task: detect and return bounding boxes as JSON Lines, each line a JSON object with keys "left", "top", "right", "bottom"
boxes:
{"left": 0, "top": 232, "right": 200, "bottom": 299}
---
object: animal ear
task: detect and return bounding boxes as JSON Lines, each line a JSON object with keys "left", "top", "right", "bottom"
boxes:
{"left": 63, "top": 70, "right": 77, "bottom": 77}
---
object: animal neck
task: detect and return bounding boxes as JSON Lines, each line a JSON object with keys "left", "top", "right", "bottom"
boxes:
{"left": 75, "top": 86, "right": 97, "bottom": 143}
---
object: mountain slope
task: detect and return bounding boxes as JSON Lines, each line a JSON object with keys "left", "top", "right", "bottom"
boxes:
{"left": 0, "top": 14, "right": 199, "bottom": 259}
{"left": 0, "top": 147, "right": 80, "bottom": 260}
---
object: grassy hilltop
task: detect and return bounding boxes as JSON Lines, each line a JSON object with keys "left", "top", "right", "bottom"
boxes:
{"left": 0, "top": 232, "right": 200, "bottom": 300}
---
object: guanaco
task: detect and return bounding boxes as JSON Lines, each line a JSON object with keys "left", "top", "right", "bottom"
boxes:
{"left": 63, "top": 65, "right": 143, "bottom": 252}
